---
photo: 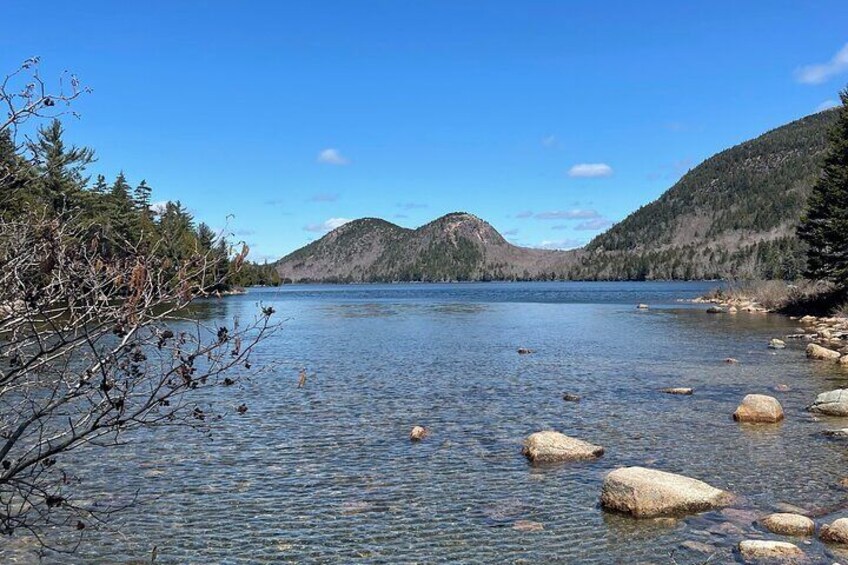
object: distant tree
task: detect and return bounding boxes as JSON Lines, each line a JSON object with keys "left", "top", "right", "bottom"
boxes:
{"left": 798, "top": 88, "right": 848, "bottom": 285}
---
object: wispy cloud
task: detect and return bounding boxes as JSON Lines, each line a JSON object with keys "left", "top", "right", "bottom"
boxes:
{"left": 575, "top": 218, "right": 613, "bottom": 231}
{"left": 515, "top": 210, "right": 534, "bottom": 219}
{"left": 303, "top": 217, "right": 352, "bottom": 233}
{"left": 393, "top": 213, "right": 409, "bottom": 219}
{"left": 317, "top": 148, "right": 350, "bottom": 165}
{"left": 541, "top": 134, "right": 559, "bottom": 148}
{"left": 534, "top": 239, "right": 584, "bottom": 250}
{"left": 308, "top": 192, "right": 339, "bottom": 202}
{"left": 502, "top": 228, "right": 519, "bottom": 236}
{"left": 817, "top": 99, "right": 841, "bottom": 112}
{"left": 568, "top": 163, "right": 613, "bottom": 178}
{"left": 796, "top": 43, "right": 848, "bottom": 84}
{"left": 535, "top": 209, "right": 601, "bottom": 220}
{"left": 396, "top": 202, "right": 427, "bottom": 210}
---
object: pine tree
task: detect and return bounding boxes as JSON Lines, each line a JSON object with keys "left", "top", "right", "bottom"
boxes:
{"left": 27, "top": 119, "right": 95, "bottom": 214}
{"left": 133, "top": 179, "right": 152, "bottom": 211}
{"left": 798, "top": 89, "right": 848, "bottom": 285}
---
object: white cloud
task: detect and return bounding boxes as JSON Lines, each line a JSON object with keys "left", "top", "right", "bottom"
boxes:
{"left": 535, "top": 209, "right": 601, "bottom": 220}
{"left": 817, "top": 99, "right": 840, "bottom": 112}
{"left": 317, "top": 148, "right": 350, "bottom": 165}
{"left": 568, "top": 163, "right": 613, "bottom": 178}
{"left": 535, "top": 239, "right": 584, "bottom": 250}
{"left": 150, "top": 200, "right": 169, "bottom": 216}
{"left": 303, "top": 217, "right": 352, "bottom": 233}
{"left": 796, "top": 43, "right": 848, "bottom": 84}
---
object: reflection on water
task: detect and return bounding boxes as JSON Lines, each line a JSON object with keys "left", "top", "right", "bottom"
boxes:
{"left": 11, "top": 282, "right": 848, "bottom": 564}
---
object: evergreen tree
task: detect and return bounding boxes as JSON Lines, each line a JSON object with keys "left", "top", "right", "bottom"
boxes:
{"left": 133, "top": 179, "right": 152, "bottom": 211}
{"left": 798, "top": 88, "right": 848, "bottom": 285}
{"left": 107, "top": 171, "right": 139, "bottom": 245}
{"left": 27, "top": 119, "right": 95, "bottom": 214}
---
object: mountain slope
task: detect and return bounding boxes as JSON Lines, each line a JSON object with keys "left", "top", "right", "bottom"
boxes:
{"left": 275, "top": 213, "right": 566, "bottom": 283}
{"left": 275, "top": 109, "right": 838, "bottom": 282}
{"left": 573, "top": 109, "right": 839, "bottom": 279}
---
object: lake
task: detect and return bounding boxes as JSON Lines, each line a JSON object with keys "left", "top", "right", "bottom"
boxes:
{"left": 13, "top": 282, "right": 848, "bottom": 563}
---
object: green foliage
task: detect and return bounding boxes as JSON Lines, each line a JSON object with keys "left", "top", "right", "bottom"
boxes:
{"left": 1, "top": 119, "right": 279, "bottom": 290}
{"left": 798, "top": 88, "right": 848, "bottom": 286}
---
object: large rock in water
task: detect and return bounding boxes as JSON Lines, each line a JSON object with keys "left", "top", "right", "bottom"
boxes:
{"left": 733, "top": 394, "right": 784, "bottom": 423}
{"left": 820, "top": 517, "right": 848, "bottom": 544}
{"left": 761, "top": 513, "right": 815, "bottom": 536}
{"left": 522, "top": 431, "right": 604, "bottom": 463}
{"left": 600, "top": 467, "right": 733, "bottom": 518}
{"left": 807, "top": 389, "right": 848, "bottom": 417}
{"left": 737, "top": 540, "right": 804, "bottom": 561}
{"left": 807, "top": 343, "right": 842, "bottom": 361}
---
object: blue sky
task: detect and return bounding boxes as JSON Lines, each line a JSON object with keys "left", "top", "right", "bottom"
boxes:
{"left": 2, "top": 1, "right": 847, "bottom": 261}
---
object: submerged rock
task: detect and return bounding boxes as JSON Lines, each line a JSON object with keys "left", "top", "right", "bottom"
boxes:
{"left": 820, "top": 518, "right": 848, "bottom": 544}
{"left": 600, "top": 466, "right": 733, "bottom": 518}
{"left": 807, "top": 389, "right": 848, "bottom": 417}
{"left": 761, "top": 513, "right": 815, "bottom": 536}
{"left": 409, "top": 426, "right": 429, "bottom": 441}
{"left": 636, "top": 304, "right": 649, "bottom": 310}
{"left": 707, "top": 306, "right": 726, "bottom": 314}
{"left": 733, "top": 394, "right": 784, "bottom": 424}
{"left": 661, "top": 387, "right": 694, "bottom": 395}
{"left": 773, "top": 384, "right": 792, "bottom": 393}
{"left": 725, "top": 357, "right": 740, "bottom": 364}
{"left": 821, "top": 428, "right": 848, "bottom": 438}
{"left": 769, "top": 338, "right": 787, "bottom": 350}
{"left": 806, "top": 343, "right": 841, "bottom": 361}
{"left": 562, "top": 393, "right": 581, "bottom": 402}
{"left": 522, "top": 431, "right": 604, "bottom": 463}
{"left": 737, "top": 540, "right": 804, "bottom": 561}
{"left": 512, "top": 519, "right": 544, "bottom": 532}
{"left": 517, "top": 347, "right": 535, "bottom": 355}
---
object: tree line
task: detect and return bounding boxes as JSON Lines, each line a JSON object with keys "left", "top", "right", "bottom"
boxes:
{"left": 0, "top": 119, "right": 280, "bottom": 291}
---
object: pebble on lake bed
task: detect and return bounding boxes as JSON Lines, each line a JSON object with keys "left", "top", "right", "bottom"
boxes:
{"left": 512, "top": 520, "right": 544, "bottom": 532}
{"left": 409, "top": 426, "right": 428, "bottom": 441}
{"left": 733, "top": 394, "right": 784, "bottom": 424}
{"left": 522, "top": 431, "right": 604, "bottom": 463}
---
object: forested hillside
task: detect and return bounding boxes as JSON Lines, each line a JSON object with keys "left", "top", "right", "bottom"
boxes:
{"left": 576, "top": 109, "right": 839, "bottom": 279}
{"left": 0, "top": 120, "right": 278, "bottom": 289}
{"left": 275, "top": 212, "right": 564, "bottom": 282}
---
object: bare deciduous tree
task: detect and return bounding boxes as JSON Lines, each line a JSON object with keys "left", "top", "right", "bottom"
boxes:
{"left": 0, "top": 60, "right": 278, "bottom": 555}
